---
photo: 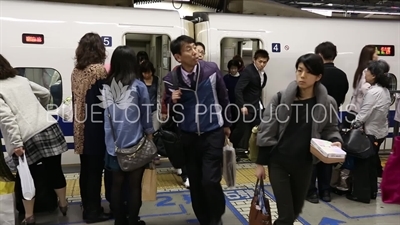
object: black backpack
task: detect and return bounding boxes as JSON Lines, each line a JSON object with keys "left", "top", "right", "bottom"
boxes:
{"left": 154, "top": 70, "right": 185, "bottom": 168}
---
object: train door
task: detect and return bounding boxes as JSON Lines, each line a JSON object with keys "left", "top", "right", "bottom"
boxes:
{"left": 195, "top": 21, "right": 269, "bottom": 103}
{"left": 124, "top": 33, "right": 171, "bottom": 128}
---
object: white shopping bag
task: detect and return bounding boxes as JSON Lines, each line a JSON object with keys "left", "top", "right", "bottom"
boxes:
{"left": 0, "top": 181, "right": 17, "bottom": 225}
{"left": 57, "top": 97, "right": 73, "bottom": 122}
{"left": 223, "top": 138, "right": 236, "bottom": 187}
{"left": 17, "top": 155, "right": 35, "bottom": 200}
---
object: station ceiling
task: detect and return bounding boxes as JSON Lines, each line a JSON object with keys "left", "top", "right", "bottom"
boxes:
{"left": 37, "top": 0, "right": 400, "bottom": 14}
{"left": 280, "top": 0, "right": 400, "bottom": 13}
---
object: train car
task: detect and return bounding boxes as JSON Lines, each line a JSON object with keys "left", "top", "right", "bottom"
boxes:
{"left": 1, "top": 0, "right": 399, "bottom": 165}
{"left": 194, "top": 13, "right": 400, "bottom": 106}
{"left": 195, "top": 12, "right": 400, "bottom": 149}
{"left": 0, "top": 0, "right": 193, "bottom": 165}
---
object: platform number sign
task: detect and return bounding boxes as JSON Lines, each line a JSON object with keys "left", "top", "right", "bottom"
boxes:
{"left": 101, "top": 36, "right": 112, "bottom": 47}
{"left": 272, "top": 43, "right": 281, "bottom": 53}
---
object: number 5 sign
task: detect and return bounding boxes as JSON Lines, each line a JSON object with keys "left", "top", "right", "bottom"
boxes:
{"left": 101, "top": 36, "right": 112, "bottom": 47}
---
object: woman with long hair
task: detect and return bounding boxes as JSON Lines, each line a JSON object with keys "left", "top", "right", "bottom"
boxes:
{"left": 346, "top": 45, "right": 378, "bottom": 125}
{"left": 255, "top": 53, "right": 342, "bottom": 225}
{"left": 103, "top": 45, "right": 154, "bottom": 225}
{"left": 0, "top": 54, "right": 68, "bottom": 225}
{"left": 71, "top": 32, "right": 109, "bottom": 223}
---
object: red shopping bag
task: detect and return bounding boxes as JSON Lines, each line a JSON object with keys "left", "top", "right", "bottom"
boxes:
{"left": 380, "top": 136, "right": 400, "bottom": 204}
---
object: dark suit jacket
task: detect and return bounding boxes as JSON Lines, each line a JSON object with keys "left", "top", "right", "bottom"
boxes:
{"left": 235, "top": 64, "right": 267, "bottom": 114}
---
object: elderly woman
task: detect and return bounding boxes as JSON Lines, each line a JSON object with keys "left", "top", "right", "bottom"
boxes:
{"left": 347, "top": 60, "right": 391, "bottom": 204}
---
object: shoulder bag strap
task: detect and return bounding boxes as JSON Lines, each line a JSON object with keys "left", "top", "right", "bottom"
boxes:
{"left": 168, "top": 69, "right": 179, "bottom": 118}
{"left": 171, "top": 70, "right": 179, "bottom": 90}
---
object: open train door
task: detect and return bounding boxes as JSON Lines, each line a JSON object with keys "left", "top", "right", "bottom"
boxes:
{"left": 193, "top": 12, "right": 270, "bottom": 100}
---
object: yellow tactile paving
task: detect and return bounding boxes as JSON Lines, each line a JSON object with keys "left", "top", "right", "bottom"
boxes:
{"left": 64, "top": 157, "right": 389, "bottom": 198}
{"left": 381, "top": 155, "right": 388, "bottom": 167}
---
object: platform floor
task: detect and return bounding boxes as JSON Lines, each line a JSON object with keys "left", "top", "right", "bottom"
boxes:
{"left": 19, "top": 157, "right": 400, "bottom": 225}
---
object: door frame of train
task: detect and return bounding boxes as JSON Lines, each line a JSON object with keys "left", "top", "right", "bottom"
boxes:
{"left": 120, "top": 30, "right": 182, "bottom": 71}
{"left": 207, "top": 29, "right": 268, "bottom": 69}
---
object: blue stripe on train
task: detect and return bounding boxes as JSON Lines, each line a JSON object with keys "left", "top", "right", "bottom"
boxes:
{"left": 1, "top": 111, "right": 398, "bottom": 152}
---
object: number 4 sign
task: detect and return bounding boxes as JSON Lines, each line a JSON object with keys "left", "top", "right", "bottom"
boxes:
{"left": 101, "top": 36, "right": 112, "bottom": 47}
{"left": 272, "top": 43, "right": 281, "bottom": 53}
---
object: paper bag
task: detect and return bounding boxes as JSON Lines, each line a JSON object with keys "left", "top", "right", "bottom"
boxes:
{"left": 0, "top": 181, "right": 17, "bottom": 225}
{"left": 142, "top": 163, "right": 157, "bottom": 201}
{"left": 248, "top": 126, "right": 259, "bottom": 162}
{"left": 223, "top": 138, "right": 236, "bottom": 187}
{"left": 56, "top": 97, "right": 73, "bottom": 122}
{"left": 17, "top": 155, "right": 35, "bottom": 200}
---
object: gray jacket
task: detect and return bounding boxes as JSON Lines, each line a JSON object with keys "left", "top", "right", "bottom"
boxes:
{"left": 355, "top": 84, "right": 390, "bottom": 139}
{"left": 256, "top": 81, "right": 343, "bottom": 164}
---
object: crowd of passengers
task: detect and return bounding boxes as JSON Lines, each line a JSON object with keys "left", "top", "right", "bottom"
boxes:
{"left": 0, "top": 30, "right": 392, "bottom": 225}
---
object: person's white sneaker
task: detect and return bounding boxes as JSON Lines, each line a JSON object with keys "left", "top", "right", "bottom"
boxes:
{"left": 176, "top": 168, "right": 182, "bottom": 176}
{"left": 183, "top": 177, "right": 190, "bottom": 189}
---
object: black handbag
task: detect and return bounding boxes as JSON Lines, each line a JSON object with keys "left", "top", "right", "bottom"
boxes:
{"left": 341, "top": 128, "right": 373, "bottom": 159}
{"left": 156, "top": 69, "right": 185, "bottom": 168}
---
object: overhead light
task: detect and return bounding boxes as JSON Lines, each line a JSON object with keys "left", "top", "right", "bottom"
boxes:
{"left": 302, "top": 8, "right": 400, "bottom": 16}
{"left": 302, "top": 9, "right": 332, "bottom": 16}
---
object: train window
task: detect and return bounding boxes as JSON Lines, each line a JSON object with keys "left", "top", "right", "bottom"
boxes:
{"left": 220, "top": 38, "right": 263, "bottom": 73}
{"left": 388, "top": 73, "right": 397, "bottom": 105}
{"left": 14, "top": 67, "right": 62, "bottom": 110}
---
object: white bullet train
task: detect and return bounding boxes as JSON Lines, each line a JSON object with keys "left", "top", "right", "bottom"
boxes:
{"left": 1, "top": 0, "right": 399, "bottom": 165}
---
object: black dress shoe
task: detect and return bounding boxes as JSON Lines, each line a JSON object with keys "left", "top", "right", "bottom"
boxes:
{"left": 114, "top": 217, "right": 128, "bottom": 225}
{"left": 137, "top": 220, "right": 146, "bottom": 225}
{"left": 320, "top": 191, "right": 331, "bottom": 202}
{"left": 346, "top": 193, "right": 370, "bottom": 204}
{"left": 83, "top": 212, "right": 110, "bottom": 224}
{"left": 306, "top": 193, "right": 319, "bottom": 204}
{"left": 210, "top": 219, "right": 223, "bottom": 225}
{"left": 127, "top": 217, "right": 146, "bottom": 225}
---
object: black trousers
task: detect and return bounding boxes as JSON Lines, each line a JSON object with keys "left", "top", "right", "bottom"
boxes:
{"left": 269, "top": 157, "right": 313, "bottom": 225}
{"left": 231, "top": 111, "right": 261, "bottom": 151}
{"left": 308, "top": 162, "right": 333, "bottom": 195}
{"left": 228, "top": 105, "right": 240, "bottom": 136}
{"left": 15, "top": 154, "right": 66, "bottom": 200}
{"left": 351, "top": 136, "right": 384, "bottom": 201}
{"left": 79, "top": 154, "right": 105, "bottom": 214}
{"left": 182, "top": 128, "right": 226, "bottom": 225}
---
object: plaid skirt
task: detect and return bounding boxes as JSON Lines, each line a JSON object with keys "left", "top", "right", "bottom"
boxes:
{"left": 12, "top": 123, "right": 68, "bottom": 166}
